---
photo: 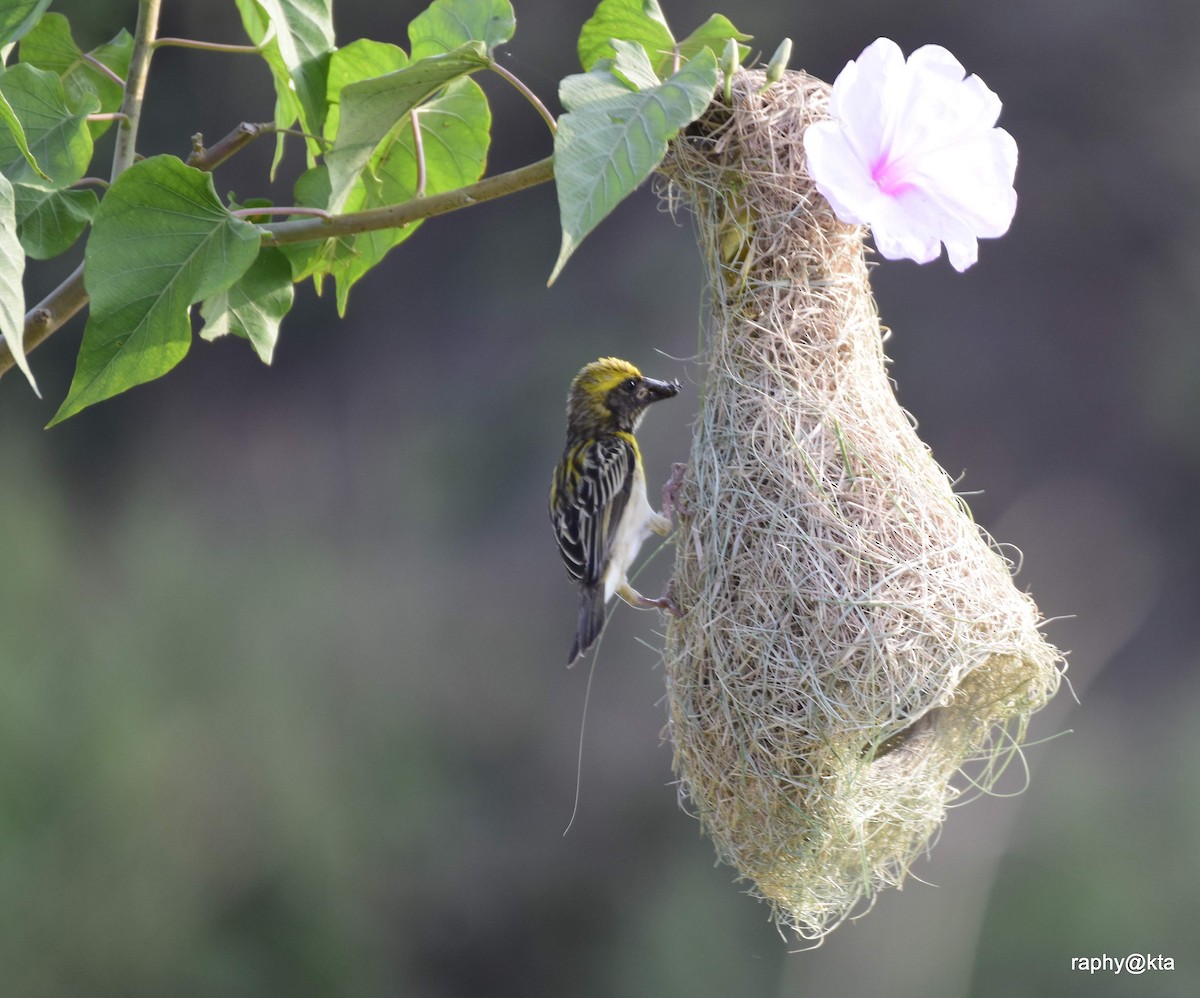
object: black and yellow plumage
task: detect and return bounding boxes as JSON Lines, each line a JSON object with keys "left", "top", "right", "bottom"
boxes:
{"left": 550, "top": 358, "right": 680, "bottom": 663}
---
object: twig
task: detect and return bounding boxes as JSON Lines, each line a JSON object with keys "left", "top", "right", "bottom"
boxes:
{"left": 185, "top": 121, "right": 274, "bottom": 170}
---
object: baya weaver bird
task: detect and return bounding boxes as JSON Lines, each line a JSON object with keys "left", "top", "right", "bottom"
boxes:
{"left": 550, "top": 358, "right": 681, "bottom": 663}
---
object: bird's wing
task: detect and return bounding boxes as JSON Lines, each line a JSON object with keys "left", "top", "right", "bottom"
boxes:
{"left": 551, "top": 435, "right": 635, "bottom": 586}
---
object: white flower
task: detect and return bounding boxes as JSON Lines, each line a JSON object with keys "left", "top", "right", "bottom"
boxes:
{"left": 803, "top": 37, "right": 1018, "bottom": 271}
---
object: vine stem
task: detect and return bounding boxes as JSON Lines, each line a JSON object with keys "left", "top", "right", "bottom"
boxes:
{"left": 258, "top": 155, "right": 554, "bottom": 246}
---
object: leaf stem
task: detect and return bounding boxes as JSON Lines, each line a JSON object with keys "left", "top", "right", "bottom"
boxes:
{"left": 231, "top": 206, "right": 331, "bottom": 220}
{"left": 411, "top": 109, "right": 427, "bottom": 198}
{"left": 488, "top": 60, "right": 557, "bottom": 134}
{"left": 258, "top": 154, "right": 555, "bottom": 247}
{"left": 81, "top": 51, "right": 126, "bottom": 89}
{"left": 276, "top": 127, "right": 331, "bottom": 149}
{"left": 152, "top": 37, "right": 262, "bottom": 54}
{"left": 111, "top": 0, "right": 162, "bottom": 182}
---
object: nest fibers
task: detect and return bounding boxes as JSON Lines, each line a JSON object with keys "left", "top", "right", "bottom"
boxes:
{"left": 657, "top": 69, "right": 1063, "bottom": 941}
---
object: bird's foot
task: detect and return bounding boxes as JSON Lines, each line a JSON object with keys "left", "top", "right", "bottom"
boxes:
{"left": 620, "top": 580, "right": 683, "bottom": 618}
{"left": 638, "top": 579, "right": 682, "bottom": 618}
{"left": 661, "top": 462, "right": 689, "bottom": 521}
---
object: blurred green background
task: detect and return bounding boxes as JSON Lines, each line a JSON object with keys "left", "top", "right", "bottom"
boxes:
{"left": 2, "top": 0, "right": 1197, "bottom": 995}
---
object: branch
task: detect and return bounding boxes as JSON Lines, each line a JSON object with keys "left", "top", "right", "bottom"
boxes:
{"left": 18, "top": 265, "right": 90, "bottom": 367}
{"left": 0, "top": 153, "right": 555, "bottom": 380}
{"left": 260, "top": 155, "right": 555, "bottom": 247}
{"left": 111, "top": 0, "right": 163, "bottom": 181}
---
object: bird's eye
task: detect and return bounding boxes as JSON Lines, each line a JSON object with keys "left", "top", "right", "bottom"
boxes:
{"left": 624, "top": 378, "right": 638, "bottom": 391}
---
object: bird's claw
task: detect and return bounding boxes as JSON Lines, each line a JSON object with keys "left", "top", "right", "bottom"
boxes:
{"left": 656, "top": 579, "right": 683, "bottom": 619}
{"left": 661, "top": 462, "right": 689, "bottom": 521}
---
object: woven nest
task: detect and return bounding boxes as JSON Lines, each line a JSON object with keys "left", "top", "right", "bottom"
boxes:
{"left": 657, "top": 69, "right": 1063, "bottom": 941}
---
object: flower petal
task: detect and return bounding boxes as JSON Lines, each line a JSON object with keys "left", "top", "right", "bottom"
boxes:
{"left": 803, "top": 121, "right": 877, "bottom": 225}
{"left": 907, "top": 44, "right": 967, "bottom": 86}
{"left": 870, "top": 189, "right": 948, "bottom": 265}
{"left": 828, "top": 38, "right": 904, "bottom": 169}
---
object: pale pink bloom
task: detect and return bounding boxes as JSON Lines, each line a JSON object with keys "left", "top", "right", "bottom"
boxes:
{"left": 803, "top": 37, "right": 1018, "bottom": 271}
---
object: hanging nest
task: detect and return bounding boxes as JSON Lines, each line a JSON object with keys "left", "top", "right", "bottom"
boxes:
{"left": 657, "top": 69, "right": 1063, "bottom": 941}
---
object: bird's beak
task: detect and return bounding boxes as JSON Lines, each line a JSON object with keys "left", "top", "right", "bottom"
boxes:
{"left": 642, "top": 377, "right": 681, "bottom": 403}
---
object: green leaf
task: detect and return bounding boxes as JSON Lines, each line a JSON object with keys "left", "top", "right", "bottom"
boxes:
{"left": 675, "top": 14, "right": 751, "bottom": 69}
{"left": 324, "top": 42, "right": 488, "bottom": 213}
{"left": 0, "top": 0, "right": 51, "bottom": 48}
{"left": 49, "top": 156, "right": 261, "bottom": 425}
{"left": 408, "top": 0, "right": 515, "bottom": 60}
{"left": 19, "top": 13, "right": 133, "bottom": 139}
{"left": 200, "top": 247, "right": 293, "bottom": 364}
{"left": 0, "top": 64, "right": 97, "bottom": 256}
{"left": 0, "top": 171, "right": 38, "bottom": 395}
{"left": 550, "top": 48, "right": 717, "bottom": 283}
{"left": 606, "top": 38, "right": 661, "bottom": 91}
{"left": 558, "top": 60, "right": 640, "bottom": 114}
{"left": 330, "top": 75, "right": 490, "bottom": 313}
{"left": 11, "top": 180, "right": 96, "bottom": 257}
{"left": 0, "top": 86, "right": 46, "bottom": 179}
{"left": 577, "top": 0, "right": 673, "bottom": 72}
{"left": 234, "top": 0, "right": 336, "bottom": 167}
{"left": 324, "top": 38, "right": 407, "bottom": 141}
{"left": 0, "top": 63, "right": 95, "bottom": 185}
{"left": 577, "top": 2, "right": 749, "bottom": 80}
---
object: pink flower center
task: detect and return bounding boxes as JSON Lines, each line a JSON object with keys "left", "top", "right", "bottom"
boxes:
{"left": 870, "top": 150, "right": 915, "bottom": 197}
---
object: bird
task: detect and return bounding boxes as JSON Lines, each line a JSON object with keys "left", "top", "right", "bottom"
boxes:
{"left": 549, "top": 357, "right": 681, "bottom": 663}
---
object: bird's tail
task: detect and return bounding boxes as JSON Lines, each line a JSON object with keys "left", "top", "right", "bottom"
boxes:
{"left": 569, "top": 586, "right": 606, "bottom": 663}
